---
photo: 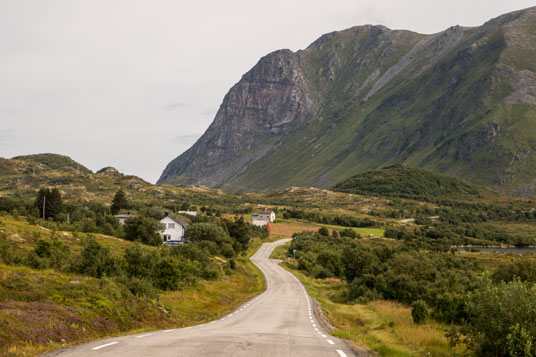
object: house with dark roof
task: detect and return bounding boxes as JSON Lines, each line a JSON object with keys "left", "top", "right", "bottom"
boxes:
{"left": 159, "top": 212, "right": 188, "bottom": 245}
{"left": 252, "top": 209, "right": 276, "bottom": 226}
{"left": 114, "top": 213, "right": 136, "bottom": 225}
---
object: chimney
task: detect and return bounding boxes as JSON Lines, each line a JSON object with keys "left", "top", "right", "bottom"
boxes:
{"left": 164, "top": 211, "right": 169, "bottom": 217}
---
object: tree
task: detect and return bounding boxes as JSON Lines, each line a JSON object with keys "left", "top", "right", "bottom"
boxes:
{"left": 124, "top": 216, "right": 164, "bottom": 246}
{"left": 34, "top": 187, "right": 63, "bottom": 220}
{"left": 227, "top": 217, "right": 250, "bottom": 251}
{"left": 111, "top": 189, "right": 128, "bottom": 215}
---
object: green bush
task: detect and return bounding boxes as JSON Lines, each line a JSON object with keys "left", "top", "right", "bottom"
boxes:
{"left": 411, "top": 300, "right": 429, "bottom": 324}
{"left": 75, "top": 237, "right": 117, "bottom": 278}
{"left": 154, "top": 257, "right": 182, "bottom": 290}
{"left": 318, "top": 227, "right": 329, "bottom": 236}
{"left": 449, "top": 280, "right": 536, "bottom": 356}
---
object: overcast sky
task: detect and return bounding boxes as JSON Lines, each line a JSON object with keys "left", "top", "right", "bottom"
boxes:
{"left": 1, "top": 0, "right": 534, "bottom": 183}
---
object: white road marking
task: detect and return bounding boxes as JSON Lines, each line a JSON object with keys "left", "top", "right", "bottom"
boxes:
{"left": 321, "top": 334, "right": 327, "bottom": 338}
{"left": 327, "top": 339, "right": 335, "bottom": 345}
{"left": 336, "top": 350, "right": 347, "bottom": 357}
{"left": 135, "top": 334, "right": 152, "bottom": 339}
{"left": 314, "top": 328, "right": 319, "bottom": 331}
{"left": 163, "top": 329, "right": 175, "bottom": 333}
{"left": 313, "top": 324, "right": 317, "bottom": 328}
{"left": 91, "top": 342, "right": 118, "bottom": 350}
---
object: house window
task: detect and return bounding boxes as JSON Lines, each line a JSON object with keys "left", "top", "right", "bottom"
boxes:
{"left": 163, "top": 235, "right": 169, "bottom": 242}
{"left": 168, "top": 223, "right": 175, "bottom": 229}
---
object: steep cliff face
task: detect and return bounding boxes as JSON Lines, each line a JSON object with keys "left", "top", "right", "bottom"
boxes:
{"left": 158, "top": 49, "right": 315, "bottom": 187}
{"left": 159, "top": 7, "right": 536, "bottom": 196}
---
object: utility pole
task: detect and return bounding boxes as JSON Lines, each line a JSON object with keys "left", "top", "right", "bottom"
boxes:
{"left": 67, "top": 212, "right": 70, "bottom": 224}
{"left": 42, "top": 195, "right": 46, "bottom": 220}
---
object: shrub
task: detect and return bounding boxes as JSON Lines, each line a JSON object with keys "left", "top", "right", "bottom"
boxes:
{"left": 411, "top": 300, "right": 429, "bottom": 324}
{"left": 76, "top": 237, "right": 117, "bottom": 278}
{"left": 115, "top": 275, "right": 159, "bottom": 300}
{"left": 318, "top": 227, "right": 329, "bottom": 236}
{"left": 154, "top": 257, "right": 181, "bottom": 290}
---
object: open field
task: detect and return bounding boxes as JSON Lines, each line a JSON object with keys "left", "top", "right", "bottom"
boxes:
{"left": 269, "top": 221, "right": 320, "bottom": 238}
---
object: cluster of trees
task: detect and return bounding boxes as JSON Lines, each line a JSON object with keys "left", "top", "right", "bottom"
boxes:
{"left": 288, "top": 232, "right": 536, "bottom": 354}
{"left": 1, "top": 215, "right": 267, "bottom": 299}
{"left": 282, "top": 208, "right": 377, "bottom": 228}
{"left": 3, "top": 234, "right": 233, "bottom": 299}
{"left": 34, "top": 187, "right": 63, "bottom": 220}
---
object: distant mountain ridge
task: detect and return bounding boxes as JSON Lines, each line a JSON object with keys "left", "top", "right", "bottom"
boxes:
{"left": 159, "top": 7, "right": 536, "bottom": 196}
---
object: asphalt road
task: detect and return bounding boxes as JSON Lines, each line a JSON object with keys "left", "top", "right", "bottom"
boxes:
{"left": 48, "top": 239, "right": 355, "bottom": 357}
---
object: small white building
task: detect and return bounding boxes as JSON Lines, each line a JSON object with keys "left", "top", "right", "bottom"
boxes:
{"left": 114, "top": 213, "right": 136, "bottom": 225}
{"left": 252, "top": 209, "right": 276, "bottom": 227}
{"left": 178, "top": 210, "right": 198, "bottom": 217}
{"left": 159, "top": 212, "right": 188, "bottom": 245}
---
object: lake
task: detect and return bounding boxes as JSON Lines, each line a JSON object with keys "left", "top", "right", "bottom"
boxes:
{"left": 457, "top": 247, "right": 536, "bottom": 254}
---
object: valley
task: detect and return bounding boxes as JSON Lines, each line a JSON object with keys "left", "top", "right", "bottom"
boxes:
{"left": 1, "top": 153, "right": 536, "bottom": 355}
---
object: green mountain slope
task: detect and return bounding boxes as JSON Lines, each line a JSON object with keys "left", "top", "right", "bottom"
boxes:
{"left": 158, "top": 7, "right": 536, "bottom": 196}
{"left": 11, "top": 153, "right": 92, "bottom": 173}
{"left": 331, "top": 164, "right": 483, "bottom": 201}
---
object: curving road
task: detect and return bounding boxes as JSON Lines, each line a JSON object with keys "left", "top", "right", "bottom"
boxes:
{"left": 48, "top": 239, "right": 355, "bottom": 356}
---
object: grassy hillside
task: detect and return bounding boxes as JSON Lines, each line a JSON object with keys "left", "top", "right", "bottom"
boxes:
{"left": 0, "top": 215, "right": 264, "bottom": 356}
{"left": 331, "top": 164, "right": 485, "bottom": 202}
{"left": 11, "top": 153, "right": 92, "bottom": 174}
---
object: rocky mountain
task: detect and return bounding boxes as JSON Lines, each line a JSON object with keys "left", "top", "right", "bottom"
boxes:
{"left": 159, "top": 7, "right": 536, "bottom": 196}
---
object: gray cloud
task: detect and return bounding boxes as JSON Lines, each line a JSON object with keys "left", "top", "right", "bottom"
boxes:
{"left": 164, "top": 102, "right": 189, "bottom": 111}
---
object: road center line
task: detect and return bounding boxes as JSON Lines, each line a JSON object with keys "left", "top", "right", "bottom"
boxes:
{"left": 327, "top": 339, "right": 335, "bottom": 345}
{"left": 336, "top": 350, "right": 347, "bottom": 357}
{"left": 91, "top": 342, "right": 118, "bottom": 350}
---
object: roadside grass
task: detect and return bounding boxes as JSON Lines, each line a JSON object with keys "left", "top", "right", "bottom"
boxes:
{"left": 159, "top": 257, "right": 264, "bottom": 326}
{"left": 273, "top": 242, "right": 462, "bottom": 356}
{"left": 0, "top": 264, "right": 173, "bottom": 357}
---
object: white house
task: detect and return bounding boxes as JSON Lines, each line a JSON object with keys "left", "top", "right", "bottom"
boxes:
{"left": 159, "top": 212, "right": 188, "bottom": 245}
{"left": 114, "top": 213, "right": 135, "bottom": 225}
{"left": 252, "top": 209, "right": 276, "bottom": 227}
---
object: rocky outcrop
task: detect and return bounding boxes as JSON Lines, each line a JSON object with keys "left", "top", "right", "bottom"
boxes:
{"left": 159, "top": 49, "right": 316, "bottom": 187}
